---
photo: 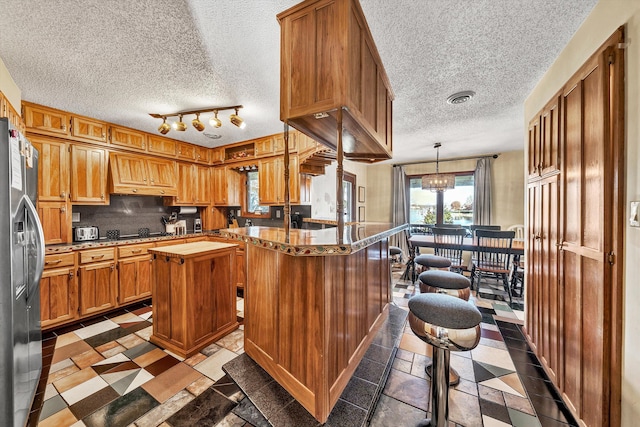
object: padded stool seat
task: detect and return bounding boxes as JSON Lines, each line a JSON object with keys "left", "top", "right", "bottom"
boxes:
{"left": 414, "top": 254, "right": 452, "bottom": 274}
{"left": 408, "top": 293, "right": 481, "bottom": 427}
{"left": 418, "top": 270, "right": 471, "bottom": 301}
{"left": 389, "top": 246, "right": 402, "bottom": 256}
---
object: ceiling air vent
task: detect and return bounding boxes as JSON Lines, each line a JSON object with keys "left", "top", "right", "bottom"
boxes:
{"left": 446, "top": 91, "right": 475, "bottom": 105}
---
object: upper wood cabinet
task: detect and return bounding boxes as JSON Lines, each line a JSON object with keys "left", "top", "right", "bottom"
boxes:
{"left": 212, "top": 166, "right": 241, "bottom": 206}
{"left": 110, "top": 126, "right": 147, "bottom": 151}
{"left": 71, "top": 116, "right": 108, "bottom": 144}
{"left": 70, "top": 144, "right": 109, "bottom": 205}
{"left": 194, "top": 146, "right": 210, "bottom": 164}
{"left": 23, "top": 102, "right": 70, "bottom": 138}
{"left": 109, "top": 152, "right": 178, "bottom": 196}
{"left": 38, "top": 201, "right": 71, "bottom": 245}
{"left": 30, "top": 136, "right": 69, "bottom": 202}
{"left": 211, "top": 147, "right": 225, "bottom": 164}
{"left": 167, "top": 163, "right": 210, "bottom": 206}
{"left": 528, "top": 93, "right": 560, "bottom": 180}
{"left": 1, "top": 91, "right": 25, "bottom": 132}
{"left": 274, "top": 132, "right": 297, "bottom": 154}
{"left": 254, "top": 136, "right": 274, "bottom": 157}
{"left": 258, "top": 155, "right": 302, "bottom": 205}
{"left": 147, "top": 135, "right": 177, "bottom": 157}
{"left": 177, "top": 142, "right": 196, "bottom": 161}
{"left": 277, "top": 0, "right": 393, "bottom": 162}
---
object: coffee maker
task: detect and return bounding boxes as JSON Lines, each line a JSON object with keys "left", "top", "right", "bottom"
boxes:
{"left": 194, "top": 218, "right": 202, "bottom": 233}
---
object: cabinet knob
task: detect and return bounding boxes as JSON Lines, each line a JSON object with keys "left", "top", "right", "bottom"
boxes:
{"left": 62, "top": 124, "right": 67, "bottom": 131}
{"left": 68, "top": 271, "right": 74, "bottom": 278}
{"left": 101, "top": 194, "right": 105, "bottom": 200}
{"left": 142, "top": 143, "right": 146, "bottom": 149}
{"left": 132, "top": 188, "right": 138, "bottom": 193}
{"left": 102, "top": 133, "right": 106, "bottom": 140}
{"left": 61, "top": 191, "right": 66, "bottom": 199}
{"left": 60, "top": 206, "right": 66, "bottom": 213}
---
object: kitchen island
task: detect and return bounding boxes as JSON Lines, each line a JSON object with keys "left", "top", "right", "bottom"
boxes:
{"left": 148, "top": 241, "right": 239, "bottom": 358}
{"left": 222, "top": 223, "right": 407, "bottom": 422}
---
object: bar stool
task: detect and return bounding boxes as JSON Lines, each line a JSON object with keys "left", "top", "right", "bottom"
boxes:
{"left": 408, "top": 293, "right": 482, "bottom": 427}
{"left": 389, "top": 245, "right": 403, "bottom": 265}
{"left": 418, "top": 270, "right": 471, "bottom": 385}
{"left": 414, "top": 254, "right": 451, "bottom": 275}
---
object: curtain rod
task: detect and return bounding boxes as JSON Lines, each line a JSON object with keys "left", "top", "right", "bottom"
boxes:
{"left": 393, "top": 153, "right": 499, "bottom": 167}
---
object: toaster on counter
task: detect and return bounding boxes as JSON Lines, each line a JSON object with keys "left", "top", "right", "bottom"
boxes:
{"left": 74, "top": 226, "right": 99, "bottom": 241}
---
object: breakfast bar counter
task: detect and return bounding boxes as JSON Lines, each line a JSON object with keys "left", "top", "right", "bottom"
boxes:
{"left": 222, "top": 223, "right": 407, "bottom": 422}
{"left": 148, "top": 242, "right": 239, "bottom": 358}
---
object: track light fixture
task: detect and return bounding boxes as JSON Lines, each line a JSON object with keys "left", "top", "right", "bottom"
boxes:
{"left": 149, "top": 105, "right": 244, "bottom": 135}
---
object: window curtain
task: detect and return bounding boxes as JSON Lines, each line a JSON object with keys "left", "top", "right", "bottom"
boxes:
{"left": 391, "top": 166, "right": 409, "bottom": 255}
{"left": 473, "top": 158, "right": 492, "bottom": 225}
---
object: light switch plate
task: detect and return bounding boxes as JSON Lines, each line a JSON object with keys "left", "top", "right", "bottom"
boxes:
{"left": 276, "top": 210, "right": 281, "bottom": 218}
{"left": 72, "top": 212, "right": 80, "bottom": 222}
{"left": 630, "top": 201, "right": 640, "bottom": 227}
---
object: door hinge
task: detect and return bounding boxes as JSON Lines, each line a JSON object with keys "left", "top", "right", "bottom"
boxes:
{"left": 608, "top": 251, "right": 616, "bottom": 265}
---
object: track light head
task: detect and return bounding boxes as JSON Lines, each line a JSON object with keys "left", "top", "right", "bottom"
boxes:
{"left": 192, "top": 113, "right": 205, "bottom": 131}
{"left": 230, "top": 108, "right": 245, "bottom": 129}
{"left": 158, "top": 117, "right": 171, "bottom": 134}
{"left": 209, "top": 110, "right": 222, "bottom": 128}
{"left": 173, "top": 115, "right": 187, "bottom": 131}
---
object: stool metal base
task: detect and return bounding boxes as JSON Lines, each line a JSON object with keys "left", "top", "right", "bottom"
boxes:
{"left": 425, "top": 362, "right": 459, "bottom": 386}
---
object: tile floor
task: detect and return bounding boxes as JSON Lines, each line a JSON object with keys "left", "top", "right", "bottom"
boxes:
{"left": 32, "top": 269, "right": 576, "bottom": 427}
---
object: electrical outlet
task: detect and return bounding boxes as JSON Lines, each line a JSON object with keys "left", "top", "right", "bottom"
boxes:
{"left": 276, "top": 210, "right": 281, "bottom": 218}
{"left": 72, "top": 212, "right": 80, "bottom": 222}
{"left": 237, "top": 209, "right": 241, "bottom": 217}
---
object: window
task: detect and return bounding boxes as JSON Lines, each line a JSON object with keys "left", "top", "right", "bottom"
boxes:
{"left": 245, "top": 171, "right": 269, "bottom": 215}
{"left": 408, "top": 173, "right": 474, "bottom": 225}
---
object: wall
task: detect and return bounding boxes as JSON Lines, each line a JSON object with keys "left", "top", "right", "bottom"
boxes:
{"left": 365, "top": 151, "right": 525, "bottom": 229}
{"left": 0, "top": 56, "right": 21, "bottom": 110}
{"left": 524, "top": 1, "right": 640, "bottom": 424}
{"left": 310, "top": 159, "right": 368, "bottom": 220}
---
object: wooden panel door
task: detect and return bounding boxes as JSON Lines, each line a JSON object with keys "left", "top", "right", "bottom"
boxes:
{"left": 70, "top": 144, "right": 108, "bottom": 204}
{"left": 212, "top": 166, "right": 229, "bottom": 206}
{"left": 31, "top": 137, "right": 69, "bottom": 202}
{"left": 78, "top": 261, "right": 117, "bottom": 315}
{"left": 37, "top": 201, "right": 70, "bottom": 245}
{"left": 23, "top": 103, "right": 69, "bottom": 137}
{"left": 175, "top": 163, "right": 195, "bottom": 205}
{"left": 146, "top": 157, "right": 178, "bottom": 190}
{"left": 110, "top": 153, "right": 148, "bottom": 186}
{"left": 258, "top": 157, "right": 284, "bottom": 204}
{"left": 254, "top": 136, "right": 274, "bottom": 157}
{"left": 527, "top": 117, "right": 540, "bottom": 179}
{"left": 196, "top": 165, "right": 210, "bottom": 205}
{"left": 176, "top": 142, "right": 196, "bottom": 161}
{"left": 71, "top": 116, "right": 108, "bottom": 144}
{"left": 194, "top": 146, "right": 210, "bottom": 164}
{"left": 118, "top": 255, "right": 152, "bottom": 304}
{"left": 147, "top": 135, "right": 177, "bottom": 157}
{"left": 539, "top": 95, "right": 560, "bottom": 176}
{"left": 40, "top": 266, "right": 77, "bottom": 328}
{"left": 110, "top": 126, "right": 147, "bottom": 151}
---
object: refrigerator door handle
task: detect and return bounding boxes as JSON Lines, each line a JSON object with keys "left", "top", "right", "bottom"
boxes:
{"left": 24, "top": 195, "right": 45, "bottom": 297}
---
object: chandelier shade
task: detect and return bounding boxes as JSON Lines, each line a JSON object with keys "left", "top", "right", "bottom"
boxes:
{"left": 422, "top": 143, "right": 456, "bottom": 192}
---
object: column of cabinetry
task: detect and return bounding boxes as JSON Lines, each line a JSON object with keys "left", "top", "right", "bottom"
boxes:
{"left": 40, "top": 252, "right": 78, "bottom": 329}
{"left": 70, "top": 144, "right": 109, "bottom": 204}
{"left": 117, "top": 243, "right": 154, "bottom": 304}
{"left": 77, "top": 247, "right": 118, "bottom": 316}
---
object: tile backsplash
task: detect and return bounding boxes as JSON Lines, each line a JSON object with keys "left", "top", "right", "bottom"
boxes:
{"left": 72, "top": 195, "right": 200, "bottom": 238}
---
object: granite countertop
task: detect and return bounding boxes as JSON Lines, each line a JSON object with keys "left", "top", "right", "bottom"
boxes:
{"left": 45, "top": 231, "right": 217, "bottom": 254}
{"left": 302, "top": 218, "right": 359, "bottom": 226}
{"left": 148, "top": 241, "right": 238, "bottom": 259}
{"left": 221, "top": 222, "right": 408, "bottom": 256}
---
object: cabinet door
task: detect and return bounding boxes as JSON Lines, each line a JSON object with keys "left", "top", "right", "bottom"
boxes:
{"left": 31, "top": 138, "right": 69, "bottom": 202}
{"left": 71, "top": 116, "right": 108, "bottom": 144}
{"left": 118, "top": 255, "right": 152, "bottom": 304}
{"left": 147, "top": 135, "right": 177, "bottom": 157}
{"left": 212, "top": 166, "right": 228, "bottom": 206}
{"left": 196, "top": 165, "right": 210, "bottom": 205}
{"left": 211, "top": 147, "right": 225, "bottom": 164}
{"left": 539, "top": 95, "right": 560, "bottom": 175}
{"left": 110, "top": 153, "right": 148, "bottom": 186}
{"left": 70, "top": 144, "right": 109, "bottom": 204}
{"left": 176, "top": 142, "right": 196, "bottom": 161}
{"left": 110, "top": 126, "right": 147, "bottom": 151}
{"left": 40, "top": 266, "right": 77, "bottom": 328}
{"left": 23, "top": 103, "right": 70, "bottom": 137}
{"left": 273, "top": 133, "right": 297, "bottom": 154}
{"left": 528, "top": 117, "right": 540, "bottom": 178}
{"left": 78, "top": 261, "right": 117, "bottom": 315}
{"left": 258, "top": 157, "right": 283, "bottom": 204}
{"left": 236, "top": 250, "right": 246, "bottom": 291}
{"left": 37, "top": 201, "right": 70, "bottom": 245}
{"left": 175, "top": 163, "right": 196, "bottom": 204}
{"left": 254, "top": 137, "right": 274, "bottom": 156}
{"left": 195, "top": 146, "right": 210, "bottom": 164}
{"left": 288, "top": 155, "right": 300, "bottom": 204}
{"left": 147, "top": 157, "right": 178, "bottom": 190}
{"left": 296, "top": 131, "right": 317, "bottom": 155}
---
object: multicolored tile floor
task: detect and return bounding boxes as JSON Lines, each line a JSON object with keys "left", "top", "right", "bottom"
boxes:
{"left": 33, "top": 270, "right": 576, "bottom": 427}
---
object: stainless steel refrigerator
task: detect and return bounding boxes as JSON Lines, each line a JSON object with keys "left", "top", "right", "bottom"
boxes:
{"left": 0, "top": 117, "right": 45, "bottom": 427}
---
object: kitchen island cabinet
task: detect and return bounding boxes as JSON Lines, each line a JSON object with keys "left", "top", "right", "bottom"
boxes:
{"left": 148, "top": 241, "right": 239, "bottom": 358}
{"left": 222, "top": 223, "right": 407, "bottom": 422}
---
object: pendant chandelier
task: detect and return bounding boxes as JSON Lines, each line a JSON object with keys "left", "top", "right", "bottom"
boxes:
{"left": 422, "top": 143, "right": 455, "bottom": 192}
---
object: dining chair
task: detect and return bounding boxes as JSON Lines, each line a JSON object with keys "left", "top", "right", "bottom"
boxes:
{"left": 469, "top": 224, "right": 501, "bottom": 237}
{"left": 507, "top": 224, "right": 525, "bottom": 241}
{"left": 471, "top": 229, "right": 516, "bottom": 303}
{"left": 431, "top": 227, "right": 467, "bottom": 273}
{"left": 401, "top": 229, "right": 418, "bottom": 282}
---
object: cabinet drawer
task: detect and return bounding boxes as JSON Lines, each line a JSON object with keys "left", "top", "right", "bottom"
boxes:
{"left": 79, "top": 247, "right": 116, "bottom": 264}
{"left": 118, "top": 243, "right": 154, "bottom": 258}
{"left": 44, "top": 252, "right": 75, "bottom": 269}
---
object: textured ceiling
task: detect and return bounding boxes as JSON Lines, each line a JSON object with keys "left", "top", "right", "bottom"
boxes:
{"left": 0, "top": 0, "right": 596, "bottom": 163}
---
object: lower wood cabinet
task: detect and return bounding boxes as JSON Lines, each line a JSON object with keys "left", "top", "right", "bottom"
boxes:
{"left": 78, "top": 248, "right": 118, "bottom": 316}
{"left": 41, "top": 253, "right": 78, "bottom": 329}
{"left": 117, "top": 243, "right": 154, "bottom": 304}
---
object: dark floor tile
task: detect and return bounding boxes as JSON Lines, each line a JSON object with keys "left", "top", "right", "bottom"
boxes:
{"left": 516, "top": 361, "right": 551, "bottom": 381}
{"left": 382, "top": 368, "right": 429, "bottom": 412}
{"left": 506, "top": 347, "right": 542, "bottom": 366}
{"left": 39, "top": 394, "right": 67, "bottom": 421}
{"left": 122, "top": 341, "right": 159, "bottom": 360}
{"left": 527, "top": 394, "right": 571, "bottom": 424}
{"left": 478, "top": 307, "right": 497, "bottom": 315}
{"left": 79, "top": 315, "right": 110, "bottom": 328}
{"left": 480, "top": 328, "right": 503, "bottom": 341}
{"left": 69, "top": 385, "right": 120, "bottom": 420}
{"left": 340, "top": 376, "right": 377, "bottom": 410}
{"left": 85, "top": 324, "right": 148, "bottom": 348}
{"left": 520, "top": 375, "right": 558, "bottom": 400}
{"left": 222, "top": 353, "right": 274, "bottom": 395}
{"left": 266, "top": 400, "right": 320, "bottom": 427}
{"left": 82, "top": 387, "right": 159, "bottom": 427}
{"left": 480, "top": 312, "right": 496, "bottom": 325}
{"left": 212, "top": 374, "right": 242, "bottom": 398}
{"left": 473, "top": 361, "right": 497, "bottom": 382}
{"left": 502, "top": 336, "right": 531, "bottom": 352}
{"left": 144, "top": 355, "right": 180, "bottom": 376}
{"left": 372, "top": 329, "right": 397, "bottom": 348}
{"left": 250, "top": 379, "right": 295, "bottom": 419}
{"left": 324, "top": 399, "right": 367, "bottom": 427}
{"left": 496, "top": 320, "right": 521, "bottom": 332}
{"left": 479, "top": 398, "right": 511, "bottom": 425}
{"left": 499, "top": 327, "right": 526, "bottom": 341}
{"left": 537, "top": 413, "right": 579, "bottom": 427}
{"left": 353, "top": 357, "right": 386, "bottom": 384}
{"left": 364, "top": 343, "right": 393, "bottom": 365}
{"left": 232, "top": 397, "right": 270, "bottom": 427}
{"left": 104, "top": 307, "right": 130, "bottom": 320}
{"left": 50, "top": 321, "right": 86, "bottom": 336}
{"left": 167, "top": 387, "right": 237, "bottom": 427}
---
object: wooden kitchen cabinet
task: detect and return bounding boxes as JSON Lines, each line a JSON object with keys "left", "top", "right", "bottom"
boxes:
{"left": 117, "top": 243, "right": 154, "bottom": 304}
{"left": 273, "top": 132, "right": 297, "bottom": 154}
{"left": 109, "top": 152, "right": 178, "bottom": 196}
{"left": 71, "top": 115, "right": 108, "bottom": 144}
{"left": 168, "top": 163, "right": 210, "bottom": 205}
{"left": 41, "top": 252, "right": 78, "bottom": 329}
{"left": 70, "top": 144, "right": 109, "bottom": 205}
{"left": 78, "top": 248, "right": 118, "bottom": 316}
{"left": 147, "top": 135, "right": 177, "bottom": 157}
{"left": 528, "top": 93, "right": 560, "bottom": 179}
{"left": 30, "top": 136, "right": 69, "bottom": 202}
{"left": 212, "top": 166, "right": 241, "bottom": 206}
{"left": 194, "top": 146, "right": 210, "bottom": 164}
{"left": 278, "top": 0, "right": 393, "bottom": 161}
{"left": 38, "top": 201, "right": 71, "bottom": 245}
{"left": 1, "top": 90, "right": 24, "bottom": 131}
{"left": 258, "top": 155, "right": 301, "bottom": 205}
{"left": 254, "top": 136, "right": 274, "bottom": 157}
{"left": 196, "top": 165, "right": 210, "bottom": 204}
{"left": 110, "top": 125, "right": 147, "bottom": 151}
{"left": 177, "top": 142, "right": 196, "bottom": 161}
{"left": 23, "top": 101, "right": 70, "bottom": 138}
{"left": 209, "top": 236, "right": 246, "bottom": 291}
{"left": 210, "top": 147, "right": 225, "bottom": 164}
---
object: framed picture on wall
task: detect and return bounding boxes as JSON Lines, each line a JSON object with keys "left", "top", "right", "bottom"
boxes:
{"left": 358, "top": 186, "right": 365, "bottom": 203}
{"left": 358, "top": 206, "right": 365, "bottom": 222}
